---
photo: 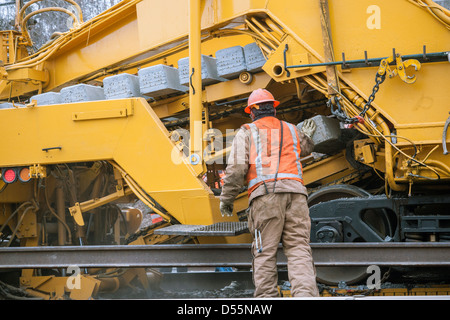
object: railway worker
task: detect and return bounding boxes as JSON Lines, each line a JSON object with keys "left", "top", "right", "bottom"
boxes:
{"left": 219, "top": 88, "right": 319, "bottom": 297}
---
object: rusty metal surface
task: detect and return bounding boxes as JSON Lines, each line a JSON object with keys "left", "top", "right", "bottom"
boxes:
{"left": 0, "top": 242, "right": 450, "bottom": 269}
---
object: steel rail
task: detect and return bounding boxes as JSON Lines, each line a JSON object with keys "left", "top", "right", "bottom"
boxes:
{"left": 1, "top": 242, "right": 450, "bottom": 269}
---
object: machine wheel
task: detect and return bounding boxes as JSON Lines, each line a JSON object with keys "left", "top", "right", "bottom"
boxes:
{"left": 308, "top": 184, "right": 394, "bottom": 286}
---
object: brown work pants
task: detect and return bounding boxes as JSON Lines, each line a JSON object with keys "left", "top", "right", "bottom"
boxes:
{"left": 248, "top": 192, "right": 319, "bottom": 297}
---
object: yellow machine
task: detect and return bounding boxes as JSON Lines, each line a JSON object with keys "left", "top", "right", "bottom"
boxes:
{"left": 0, "top": 0, "right": 449, "bottom": 299}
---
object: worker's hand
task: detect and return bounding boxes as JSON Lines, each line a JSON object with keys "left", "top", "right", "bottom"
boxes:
{"left": 301, "top": 118, "right": 316, "bottom": 139}
{"left": 220, "top": 201, "right": 234, "bottom": 217}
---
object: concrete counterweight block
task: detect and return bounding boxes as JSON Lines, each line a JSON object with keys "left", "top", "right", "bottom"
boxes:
{"left": 244, "top": 42, "right": 266, "bottom": 73}
{"left": 138, "top": 64, "right": 187, "bottom": 98}
{"left": 30, "top": 92, "right": 62, "bottom": 105}
{"left": 297, "top": 115, "right": 345, "bottom": 155}
{"left": 178, "top": 55, "right": 226, "bottom": 87}
{"left": 216, "top": 46, "right": 247, "bottom": 79}
{"left": 103, "top": 73, "right": 142, "bottom": 99}
{"left": 60, "top": 84, "right": 105, "bottom": 103}
{"left": 0, "top": 102, "right": 25, "bottom": 109}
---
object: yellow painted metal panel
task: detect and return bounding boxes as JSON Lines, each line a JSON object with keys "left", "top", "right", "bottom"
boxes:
{"left": 47, "top": 11, "right": 141, "bottom": 90}
{"left": 136, "top": 0, "right": 188, "bottom": 49}
{"left": 0, "top": 98, "right": 239, "bottom": 226}
{"left": 328, "top": 0, "right": 447, "bottom": 59}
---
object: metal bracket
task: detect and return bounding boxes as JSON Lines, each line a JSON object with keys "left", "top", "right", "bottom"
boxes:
{"left": 443, "top": 112, "right": 450, "bottom": 155}
{"left": 190, "top": 67, "right": 195, "bottom": 94}
{"left": 282, "top": 46, "right": 446, "bottom": 72}
{"left": 68, "top": 175, "right": 133, "bottom": 227}
{"left": 72, "top": 107, "right": 131, "bottom": 121}
{"left": 69, "top": 203, "right": 85, "bottom": 226}
{"left": 377, "top": 52, "right": 421, "bottom": 84}
{"left": 283, "top": 44, "right": 290, "bottom": 77}
{"left": 29, "top": 164, "right": 47, "bottom": 178}
{"left": 42, "top": 146, "right": 62, "bottom": 152}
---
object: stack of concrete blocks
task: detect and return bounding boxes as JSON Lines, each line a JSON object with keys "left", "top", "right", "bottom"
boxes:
{"left": 0, "top": 103, "right": 12, "bottom": 109}
{"left": 60, "top": 84, "right": 105, "bottom": 103}
{"left": 29, "top": 92, "right": 62, "bottom": 105}
{"left": 244, "top": 42, "right": 266, "bottom": 73}
{"left": 215, "top": 46, "right": 247, "bottom": 80}
{"left": 103, "top": 73, "right": 143, "bottom": 100}
{"left": 138, "top": 64, "right": 188, "bottom": 98}
{"left": 0, "top": 102, "right": 25, "bottom": 109}
{"left": 178, "top": 55, "right": 226, "bottom": 87}
{"left": 297, "top": 115, "right": 345, "bottom": 155}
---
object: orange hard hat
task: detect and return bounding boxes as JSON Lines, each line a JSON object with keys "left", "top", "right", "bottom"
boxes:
{"left": 244, "top": 88, "right": 280, "bottom": 114}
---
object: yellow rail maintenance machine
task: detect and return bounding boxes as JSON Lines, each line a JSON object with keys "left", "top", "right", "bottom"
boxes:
{"left": 0, "top": 0, "right": 449, "bottom": 299}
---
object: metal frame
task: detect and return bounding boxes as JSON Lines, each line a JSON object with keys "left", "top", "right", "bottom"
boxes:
{"left": 309, "top": 193, "right": 450, "bottom": 242}
{"left": 283, "top": 44, "right": 449, "bottom": 72}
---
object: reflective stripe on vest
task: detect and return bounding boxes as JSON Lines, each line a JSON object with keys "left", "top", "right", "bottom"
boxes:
{"left": 244, "top": 117, "right": 303, "bottom": 194}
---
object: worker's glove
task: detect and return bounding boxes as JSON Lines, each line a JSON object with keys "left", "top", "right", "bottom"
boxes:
{"left": 220, "top": 201, "right": 234, "bottom": 217}
{"left": 300, "top": 118, "right": 316, "bottom": 139}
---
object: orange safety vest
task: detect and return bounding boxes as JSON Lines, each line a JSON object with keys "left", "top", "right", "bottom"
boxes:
{"left": 242, "top": 116, "right": 304, "bottom": 196}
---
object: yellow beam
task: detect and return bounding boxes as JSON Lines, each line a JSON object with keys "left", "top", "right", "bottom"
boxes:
{"left": 188, "top": 0, "right": 204, "bottom": 173}
{"left": 302, "top": 152, "right": 354, "bottom": 186}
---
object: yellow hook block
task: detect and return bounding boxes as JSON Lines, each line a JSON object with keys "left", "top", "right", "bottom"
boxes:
{"left": 378, "top": 54, "right": 421, "bottom": 84}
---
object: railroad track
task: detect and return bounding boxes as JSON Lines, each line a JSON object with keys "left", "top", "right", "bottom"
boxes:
{"left": 1, "top": 242, "right": 450, "bottom": 269}
{"left": 1, "top": 242, "right": 450, "bottom": 299}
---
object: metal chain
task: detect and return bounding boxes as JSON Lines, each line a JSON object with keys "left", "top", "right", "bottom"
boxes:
{"left": 328, "top": 70, "right": 385, "bottom": 125}
{"left": 328, "top": 97, "right": 355, "bottom": 124}
{"left": 359, "top": 72, "right": 386, "bottom": 117}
